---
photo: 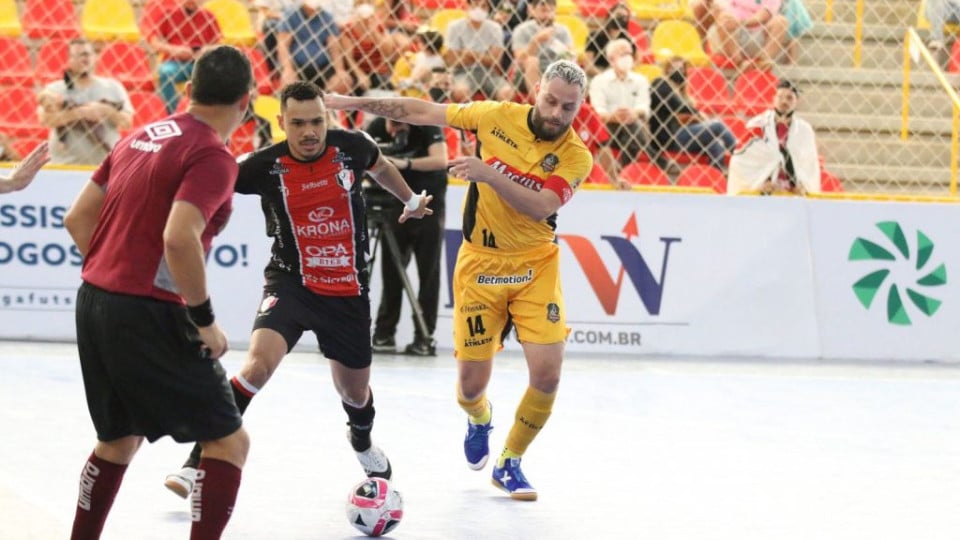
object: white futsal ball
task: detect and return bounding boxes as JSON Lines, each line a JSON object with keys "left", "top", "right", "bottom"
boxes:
{"left": 345, "top": 477, "right": 403, "bottom": 537}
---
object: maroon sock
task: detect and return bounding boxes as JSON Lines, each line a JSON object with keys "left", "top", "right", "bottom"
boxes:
{"left": 190, "top": 457, "right": 242, "bottom": 540}
{"left": 70, "top": 452, "right": 127, "bottom": 540}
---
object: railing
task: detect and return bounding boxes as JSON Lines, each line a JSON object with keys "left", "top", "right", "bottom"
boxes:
{"left": 824, "top": 0, "right": 864, "bottom": 68}
{"left": 902, "top": 26, "right": 960, "bottom": 196}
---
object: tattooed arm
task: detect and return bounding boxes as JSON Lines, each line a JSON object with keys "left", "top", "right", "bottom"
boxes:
{"left": 323, "top": 94, "right": 449, "bottom": 127}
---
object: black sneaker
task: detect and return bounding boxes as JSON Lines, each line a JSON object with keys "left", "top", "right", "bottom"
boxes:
{"left": 372, "top": 335, "right": 396, "bottom": 353}
{"left": 403, "top": 337, "right": 436, "bottom": 356}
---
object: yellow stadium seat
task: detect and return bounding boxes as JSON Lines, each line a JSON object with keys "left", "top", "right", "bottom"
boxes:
{"left": 556, "top": 13, "right": 588, "bottom": 55}
{"left": 633, "top": 63, "right": 663, "bottom": 82}
{"left": 81, "top": 0, "right": 139, "bottom": 41}
{"left": 204, "top": 0, "right": 256, "bottom": 46}
{"left": 629, "top": 0, "right": 686, "bottom": 20}
{"left": 556, "top": 0, "right": 576, "bottom": 16}
{"left": 651, "top": 19, "right": 710, "bottom": 66}
{"left": 429, "top": 8, "right": 465, "bottom": 36}
{"left": 391, "top": 52, "right": 428, "bottom": 99}
{"left": 253, "top": 95, "right": 285, "bottom": 143}
{"left": 0, "top": 0, "right": 20, "bottom": 37}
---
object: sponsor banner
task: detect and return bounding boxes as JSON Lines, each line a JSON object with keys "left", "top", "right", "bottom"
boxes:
{"left": 807, "top": 200, "right": 959, "bottom": 361}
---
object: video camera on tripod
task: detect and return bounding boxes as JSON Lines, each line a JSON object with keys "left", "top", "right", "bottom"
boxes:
{"left": 363, "top": 127, "right": 413, "bottom": 226}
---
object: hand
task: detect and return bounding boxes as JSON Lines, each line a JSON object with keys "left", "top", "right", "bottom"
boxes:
{"left": 459, "top": 138, "right": 476, "bottom": 157}
{"left": 612, "top": 177, "right": 632, "bottom": 190}
{"left": 0, "top": 142, "right": 49, "bottom": 193}
{"left": 535, "top": 27, "right": 555, "bottom": 43}
{"left": 76, "top": 103, "right": 113, "bottom": 123}
{"left": 448, "top": 156, "right": 493, "bottom": 183}
{"left": 197, "top": 322, "right": 229, "bottom": 360}
{"left": 760, "top": 180, "right": 775, "bottom": 195}
{"left": 398, "top": 190, "right": 434, "bottom": 222}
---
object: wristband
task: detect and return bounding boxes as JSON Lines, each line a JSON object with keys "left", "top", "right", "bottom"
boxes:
{"left": 187, "top": 298, "right": 215, "bottom": 327}
{"left": 404, "top": 191, "right": 422, "bottom": 212}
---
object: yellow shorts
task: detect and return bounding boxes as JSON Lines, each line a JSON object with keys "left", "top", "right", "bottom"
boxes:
{"left": 452, "top": 241, "right": 567, "bottom": 361}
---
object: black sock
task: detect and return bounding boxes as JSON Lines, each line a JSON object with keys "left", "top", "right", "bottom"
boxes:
{"left": 342, "top": 389, "right": 375, "bottom": 452}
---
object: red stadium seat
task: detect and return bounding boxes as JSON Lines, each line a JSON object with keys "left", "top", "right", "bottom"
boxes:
{"left": 620, "top": 161, "right": 671, "bottom": 186}
{"left": 676, "top": 164, "right": 726, "bottom": 193}
{"left": 687, "top": 66, "right": 734, "bottom": 116}
{"left": 239, "top": 46, "right": 277, "bottom": 96}
{"left": 734, "top": 69, "right": 778, "bottom": 117}
{"left": 22, "top": 0, "right": 80, "bottom": 39}
{"left": 409, "top": 0, "right": 465, "bottom": 10}
{"left": 586, "top": 161, "right": 611, "bottom": 184}
{"left": 35, "top": 38, "right": 70, "bottom": 85}
{"left": 0, "top": 37, "right": 33, "bottom": 86}
{"left": 819, "top": 156, "right": 843, "bottom": 192}
{"left": 139, "top": 0, "right": 177, "bottom": 40}
{"left": 949, "top": 40, "right": 960, "bottom": 73}
{"left": 721, "top": 115, "right": 748, "bottom": 145}
{"left": 128, "top": 91, "right": 167, "bottom": 128}
{"left": 99, "top": 42, "right": 156, "bottom": 92}
{"left": 9, "top": 138, "right": 46, "bottom": 160}
{"left": 577, "top": 0, "right": 621, "bottom": 18}
{"left": 0, "top": 87, "right": 48, "bottom": 139}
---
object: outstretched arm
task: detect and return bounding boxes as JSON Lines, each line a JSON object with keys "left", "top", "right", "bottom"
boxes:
{"left": 0, "top": 142, "right": 50, "bottom": 194}
{"left": 323, "top": 94, "right": 449, "bottom": 127}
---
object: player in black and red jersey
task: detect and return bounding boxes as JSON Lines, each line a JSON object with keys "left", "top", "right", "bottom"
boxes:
{"left": 163, "top": 81, "right": 433, "bottom": 498}
{"left": 63, "top": 45, "right": 253, "bottom": 539}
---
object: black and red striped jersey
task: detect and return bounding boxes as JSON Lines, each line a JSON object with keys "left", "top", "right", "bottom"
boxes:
{"left": 235, "top": 130, "right": 380, "bottom": 296}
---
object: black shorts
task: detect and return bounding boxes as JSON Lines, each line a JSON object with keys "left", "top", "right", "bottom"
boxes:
{"left": 75, "top": 282, "right": 242, "bottom": 443}
{"left": 253, "top": 272, "right": 372, "bottom": 369}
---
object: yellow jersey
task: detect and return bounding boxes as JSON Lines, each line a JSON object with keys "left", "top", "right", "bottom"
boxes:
{"left": 446, "top": 100, "right": 593, "bottom": 252}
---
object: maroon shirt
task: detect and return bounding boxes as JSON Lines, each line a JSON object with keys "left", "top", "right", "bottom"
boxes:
{"left": 82, "top": 113, "right": 237, "bottom": 304}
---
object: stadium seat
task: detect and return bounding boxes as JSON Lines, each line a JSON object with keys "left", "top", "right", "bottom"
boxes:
{"left": 651, "top": 20, "right": 710, "bottom": 66}
{"left": 577, "top": 0, "right": 620, "bottom": 18}
{"left": 687, "top": 66, "right": 734, "bottom": 116}
{"left": 22, "top": 0, "right": 80, "bottom": 39}
{"left": 253, "top": 94, "right": 284, "bottom": 143}
{"left": 586, "top": 161, "right": 611, "bottom": 185}
{"left": 720, "top": 115, "right": 748, "bottom": 145}
{"left": 734, "top": 69, "right": 778, "bottom": 117}
{"left": 0, "top": 87, "right": 48, "bottom": 139}
{"left": 410, "top": 0, "right": 465, "bottom": 10}
{"left": 35, "top": 39, "right": 71, "bottom": 85}
{"left": 428, "top": 8, "right": 464, "bottom": 36}
{"left": 632, "top": 63, "right": 663, "bottom": 82}
{"left": 239, "top": 46, "right": 277, "bottom": 96}
{"left": 949, "top": 40, "right": 960, "bottom": 73}
{"left": 99, "top": 42, "right": 156, "bottom": 92}
{"left": 676, "top": 164, "right": 726, "bottom": 193}
{"left": 0, "top": 37, "right": 33, "bottom": 86}
{"left": 556, "top": 14, "right": 589, "bottom": 55}
{"left": 204, "top": 0, "right": 256, "bottom": 46}
{"left": 629, "top": 0, "right": 686, "bottom": 21}
{"left": 0, "top": 0, "right": 21, "bottom": 37}
{"left": 620, "top": 161, "right": 671, "bottom": 186}
{"left": 139, "top": 0, "right": 177, "bottom": 39}
{"left": 128, "top": 91, "right": 167, "bottom": 128}
{"left": 9, "top": 138, "right": 45, "bottom": 160}
{"left": 81, "top": 0, "right": 140, "bottom": 42}
{"left": 556, "top": 0, "right": 576, "bottom": 16}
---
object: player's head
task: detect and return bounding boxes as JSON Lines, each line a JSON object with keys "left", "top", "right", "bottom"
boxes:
{"left": 279, "top": 81, "right": 328, "bottom": 161}
{"left": 188, "top": 45, "right": 254, "bottom": 129}
{"left": 530, "top": 60, "right": 587, "bottom": 141}
{"left": 774, "top": 79, "right": 800, "bottom": 118}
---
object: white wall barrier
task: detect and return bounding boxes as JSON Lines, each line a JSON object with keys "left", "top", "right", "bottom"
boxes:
{"left": 0, "top": 170, "right": 955, "bottom": 361}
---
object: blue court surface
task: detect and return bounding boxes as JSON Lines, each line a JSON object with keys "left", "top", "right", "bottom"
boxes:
{"left": 2, "top": 340, "right": 960, "bottom": 540}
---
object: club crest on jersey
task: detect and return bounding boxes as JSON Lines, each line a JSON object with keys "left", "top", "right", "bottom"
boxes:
{"left": 541, "top": 154, "right": 559, "bottom": 173}
{"left": 546, "top": 302, "right": 560, "bottom": 323}
{"left": 336, "top": 169, "right": 355, "bottom": 190}
{"left": 258, "top": 294, "right": 279, "bottom": 315}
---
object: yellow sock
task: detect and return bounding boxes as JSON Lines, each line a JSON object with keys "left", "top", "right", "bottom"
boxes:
{"left": 499, "top": 386, "right": 556, "bottom": 467}
{"left": 457, "top": 387, "right": 491, "bottom": 425}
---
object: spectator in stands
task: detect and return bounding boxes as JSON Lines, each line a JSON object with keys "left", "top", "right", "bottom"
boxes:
{"left": 649, "top": 56, "right": 735, "bottom": 172}
{"left": 0, "top": 133, "right": 23, "bottom": 162}
{"left": 511, "top": 0, "right": 574, "bottom": 96}
{"left": 584, "top": 2, "right": 642, "bottom": 77}
{"left": 37, "top": 38, "right": 134, "bottom": 166}
{"left": 574, "top": 102, "right": 631, "bottom": 189}
{"left": 146, "top": 0, "right": 222, "bottom": 113}
{"left": 277, "top": 0, "right": 352, "bottom": 93}
{"left": 588, "top": 39, "right": 652, "bottom": 169}
{"left": 395, "top": 30, "right": 445, "bottom": 97}
{"left": 253, "top": 0, "right": 298, "bottom": 77}
{"left": 712, "top": 0, "right": 789, "bottom": 68}
{"left": 926, "top": 0, "right": 960, "bottom": 51}
{"left": 728, "top": 79, "right": 820, "bottom": 195}
{"left": 492, "top": 1, "right": 517, "bottom": 74}
{"left": 689, "top": 0, "right": 716, "bottom": 39}
{"left": 444, "top": 0, "right": 515, "bottom": 101}
{"left": 341, "top": 0, "right": 408, "bottom": 96}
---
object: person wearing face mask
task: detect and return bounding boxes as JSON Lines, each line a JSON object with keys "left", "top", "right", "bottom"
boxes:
{"left": 444, "top": 0, "right": 516, "bottom": 101}
{"left": 584, "top": 2, "right": 641, "bottom": 76}
{"left": 728, "top": 79, "right": 820, "bottom": 195}
{"left": 649, "top": 56, "right": 735, "bottom": 173}
{"left": 588, "top": 38, "right": 653, "bottom": 169}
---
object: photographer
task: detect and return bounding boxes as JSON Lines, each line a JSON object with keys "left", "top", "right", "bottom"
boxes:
{"left": 37, "top": 38, "right": 133, "bottom": 166}
{"left": 365, "top": 116, "right": 448, "bottom": 356}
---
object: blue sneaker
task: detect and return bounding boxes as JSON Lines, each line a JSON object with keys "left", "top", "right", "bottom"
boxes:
{"left": 491, "top": 457, "right": 537, "bottom": 501}
{"left": 464, "top": 405, "right": 493, "bottom": 470}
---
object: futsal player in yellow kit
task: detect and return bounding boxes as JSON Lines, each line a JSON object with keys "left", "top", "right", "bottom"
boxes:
{"left": 325, "top": 60, "right": 592, "bottom": 500}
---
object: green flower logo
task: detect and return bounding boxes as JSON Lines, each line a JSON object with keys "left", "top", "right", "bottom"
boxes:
{"left": 849, "top": 222, "right": 947, "bottom": 325}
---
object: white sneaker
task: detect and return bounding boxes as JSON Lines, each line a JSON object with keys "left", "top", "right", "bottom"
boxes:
{"left": 355, "top": 443, "right": 392, "bottom": 480}
{"left": 163, "top": 467, "right": 197, "bottom": 499}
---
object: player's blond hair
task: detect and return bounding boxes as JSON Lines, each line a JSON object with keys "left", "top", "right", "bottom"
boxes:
{"left": 541, "top": 60, "right": 587, "bottom": 96}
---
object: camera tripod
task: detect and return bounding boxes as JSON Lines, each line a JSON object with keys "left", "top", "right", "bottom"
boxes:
{"left": 367, "top": 209, "right": 431, "bottom": 341}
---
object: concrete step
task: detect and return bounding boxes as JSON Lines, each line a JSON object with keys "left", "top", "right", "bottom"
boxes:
{"left": 817, "top": 135, "right": 952, "bottom": 169}
{"left": 798, "top": 86, "right": 956, "bottom": 118}
{"left": 794, "top": 37, "right": 906, "bottom": 70}
{"left": 829, "top": 163, "right": 955, "bottom": 193}
{"left": 806, "top": 0, "right": 919, "bottom": 27}
{"left": 776, "top": 65, "right": 959, "bottom": 92}
{"left": 804, "top": 111, "right": 954, "bottom": 136}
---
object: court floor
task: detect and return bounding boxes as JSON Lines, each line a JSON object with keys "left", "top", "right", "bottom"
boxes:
{"left": 2, "top": 340, "right": 960, "bottom": 540}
